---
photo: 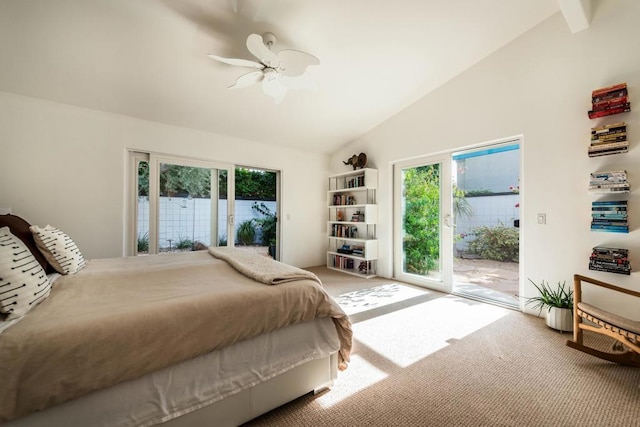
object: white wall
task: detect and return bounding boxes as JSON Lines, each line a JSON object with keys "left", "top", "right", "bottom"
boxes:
{"left": 0, "top": 92, "right": 328, "bottom": 268}
{"left": 331, "top": 1, "right": 640, "bottom": 318}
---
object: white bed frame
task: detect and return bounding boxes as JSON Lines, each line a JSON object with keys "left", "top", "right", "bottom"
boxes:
{"left": 7, "top": 345, "right": 337, "bottom": 427}
{"left": 164, "top": 353, "right": 337, "bottom": 427}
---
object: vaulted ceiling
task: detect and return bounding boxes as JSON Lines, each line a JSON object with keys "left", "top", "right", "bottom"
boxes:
{"left": 0, "top": 0, "right": 590, "bottom": 154}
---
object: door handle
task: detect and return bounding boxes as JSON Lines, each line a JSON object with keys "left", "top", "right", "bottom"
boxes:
{"left": 443, "top": 214, "right": 454, "bottom": 228}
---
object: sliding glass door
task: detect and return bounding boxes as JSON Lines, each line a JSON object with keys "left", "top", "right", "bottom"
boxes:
{"left": 393, "top": 155, "right": 453, "bottom": 293}
{"left": 451, "top": 142, "right": 520, "bottom": 307}
{"left": 130, "top": 153, "right": 234, "bottom": 255}
{"left": 233, "top": 167, "right": 280, "bottom": 260}
{"left": 393, "top": 140, "right": 521, "bottom": 307}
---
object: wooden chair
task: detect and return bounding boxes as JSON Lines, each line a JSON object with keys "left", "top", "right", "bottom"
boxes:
{"left": 566, "top": 274, "right": 640, "bottom": 367}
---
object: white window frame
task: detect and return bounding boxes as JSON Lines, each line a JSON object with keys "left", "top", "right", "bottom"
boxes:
{"left": 126, "top": 151, "right": 235, "bottom": 256}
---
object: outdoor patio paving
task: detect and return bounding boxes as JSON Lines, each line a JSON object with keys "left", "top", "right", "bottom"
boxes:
{"left": 453, "top": 258, "right": 520, "bottom": 308}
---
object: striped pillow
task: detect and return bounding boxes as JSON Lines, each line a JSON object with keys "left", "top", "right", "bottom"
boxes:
{"left": 0, "top": 227, "right": 51, "bottom": 319}
{"left": 30, "top": 225, "right": 86, "bottom": 275}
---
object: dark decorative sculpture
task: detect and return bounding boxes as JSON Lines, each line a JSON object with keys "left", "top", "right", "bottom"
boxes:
{"left": 343, "top": 152, "right": 368, "bottom": 170}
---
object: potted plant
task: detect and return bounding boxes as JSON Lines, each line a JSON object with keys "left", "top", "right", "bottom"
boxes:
{"left": 525, "top": 279, "right": 574, "bottom": 332}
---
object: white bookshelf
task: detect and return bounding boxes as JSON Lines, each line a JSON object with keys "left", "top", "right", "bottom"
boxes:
{"left": 327, "top": 168, "right": 377, "bottom": 278}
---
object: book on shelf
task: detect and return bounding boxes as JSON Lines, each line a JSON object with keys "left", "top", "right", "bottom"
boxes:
{"left": 589, "top": 246, "right": 631, "bottom": 275}
{"left": 588, "top": 102, "right": 631, "bottom": 119}
{"left": 331, "top": 224, "right": 359, "bottom": 238}
{"left": 333, "top": 194, "right": 355, "bottom": 206}
{"left": 591, "top": 121, "right": 626, "bottom": 133}
{"left": 592, "top": 200, "right": 627, "bottom": 206}
{"left": 588, "top": 141, "right": 629, "bottom": 151}
{"left": 591, "top": 99, "right": 630, "bottom": 111}
{"left": 588, "top": 186, "right": 630, "bottom": 192}
{"left": 592, "top": 215, "right": 627, "bottom": 221}
{"left": 591, "top": 205, "right": 627, "bottom": 210}
{"left": 592, "top": 205, "right": 627, "bottom": 209}
{"left": 588, "top": 83, "right": 630, "bottom": 119}
{"left": 590, "top": 150, "right": 628, "bottom": 159}
{"left": 590, "top": 135, "right": 627, "bottom": 145}
{"left": 592, "top": 83, "right": 627, "bottom": 97}
{"left": 591, "top": 221, "right": 628, "bottom": 227}
{"left": 591, "top": 133, "right": 626, "bottom": 143}
{"left": 589, "top": 171, "right": 629, "bottom": 185}
{"left": 591, "top": 128, "right": 626, "bottom": 139}
{"left": 590, "top": 226, "right": 629, "bottom": 233}
{"left": 345, "top": 175, "right": 365, "bottom": 188}
{"left": 590, "top": 170, "right": 627, "bottom": 179}
{"left": 592, "top": 92, "right": 628, "bottom": 107}
{"left": 590, "top": 201, "right": 629, "bottom": 233}
{"left": 592, "top": 246, "right": 628, "bottom": 255}
{"left": 333, "top": 255, "right": 355, "bottom": 270}
{"left": 588, "top": 150, "right": 627, "bottom": 158}
{"left": 588, "top": 181, "right": 629, "bottom": 188}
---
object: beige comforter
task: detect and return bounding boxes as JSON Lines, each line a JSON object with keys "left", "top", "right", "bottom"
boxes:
{"left": 0, "top": 251, "right": 351, "bottom": 422}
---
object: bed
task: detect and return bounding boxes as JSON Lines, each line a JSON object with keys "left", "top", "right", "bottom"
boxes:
{"left": 0, "top": 215, "right": 352, "bottom": 427}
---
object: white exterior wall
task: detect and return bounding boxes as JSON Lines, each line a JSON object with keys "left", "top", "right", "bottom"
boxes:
{"left": 137, "top": 197, "right": 276, "bottom": 248}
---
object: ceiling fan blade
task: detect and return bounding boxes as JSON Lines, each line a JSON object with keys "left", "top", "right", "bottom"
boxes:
{"left": 228, "top": 70, "right": 264, "bottom": 89}
{"left": 246, "top": 33, "right": 280, "bottom": 68}
{"left": 262, "top": 78, "right": 287, "bottom": 104}
{"left": 277, "top": 49, "right": 320, "bottom": 77}
{"left": 207, "top": 54, "right": 263, "bottom": 70}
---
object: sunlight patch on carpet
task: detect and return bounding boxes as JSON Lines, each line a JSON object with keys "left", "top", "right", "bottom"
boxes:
{"left": 353, "top": 295, "right": 511, "bottom": 367}
{"left": 334, "top": 283, "right": 429, "bottom": 315}
{"left": 317, "top": 354, "right": 387, "bottom": 408}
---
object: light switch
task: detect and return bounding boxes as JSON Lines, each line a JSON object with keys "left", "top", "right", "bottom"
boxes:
{"left": 537, "top": 213, "right": 546, "bottom": 225}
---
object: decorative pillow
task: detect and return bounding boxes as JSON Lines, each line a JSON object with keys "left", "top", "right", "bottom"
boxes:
{"left": 0, "top": 214, "right": 53, "bottom": 274}
{"left": 30, "top": 225, "right": 86, "bottom": 275}
{"left": 0, "top": 227, "right": 51, "bottom": 319}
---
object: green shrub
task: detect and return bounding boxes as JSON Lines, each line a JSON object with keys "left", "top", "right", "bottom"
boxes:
{"left": 176, "top": 236, "right": 194, "bottom": 250}
{"left": 402, "top": 165, "right": 440, "bottom": 274}
{"left": 467, "top": 224, "right": 519, "bottom": 262}
{"left": 252, "top": 202, "right": 277, "bottom": 245}
{"left": 137, "top": 231, "right": 149, "bottom": 253}
{"left": 464, "top": 189, "right": 493, "bottom": 197}
{"left": 237, "top": 220, "right": 256, "bottom": 246}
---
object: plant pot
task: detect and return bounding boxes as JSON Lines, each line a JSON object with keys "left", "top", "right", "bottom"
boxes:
{"left": 545, "top": 307, "right": 573, "bottom": 332}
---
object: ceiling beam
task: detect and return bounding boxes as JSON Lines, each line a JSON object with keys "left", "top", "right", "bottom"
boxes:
{"left": 558, "top": 0, "right": 591, "bottom": 33}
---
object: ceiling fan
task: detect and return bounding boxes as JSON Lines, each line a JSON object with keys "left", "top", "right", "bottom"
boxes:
{"left": 208, "top": 32, "right": 319, "bottom": 104}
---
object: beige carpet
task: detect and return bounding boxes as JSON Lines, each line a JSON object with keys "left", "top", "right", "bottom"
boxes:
{"left": 244, "top": 268, "right": 640, "bottom": 427}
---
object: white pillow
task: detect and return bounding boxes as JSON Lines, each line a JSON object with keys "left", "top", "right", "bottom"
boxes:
{"left": 0, "top": 227, "right": 51, "bottom": 319}
{"left": 30, "top": 225, "right": 86, "bottom": 275}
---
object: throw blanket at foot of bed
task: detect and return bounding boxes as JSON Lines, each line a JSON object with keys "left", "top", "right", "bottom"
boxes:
{"left": 209, "top": 246, "right": 352, "bottom": 370}
{"left": 209, "top": 246, "right": 322, "bottom": 285}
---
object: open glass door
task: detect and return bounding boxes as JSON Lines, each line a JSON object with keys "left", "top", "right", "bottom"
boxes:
{"left": 394, "top": 155, "right": 452, "bottom": 293}
{"left": 233, "top": 167, "right": 280, "bottom": 260}
{"left": 451, "top": 141, "right": 520, "bottom": 308}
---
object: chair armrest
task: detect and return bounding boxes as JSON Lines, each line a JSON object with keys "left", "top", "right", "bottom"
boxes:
{"left": 574, "top": 274, "right": 640, "bottom": 304}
